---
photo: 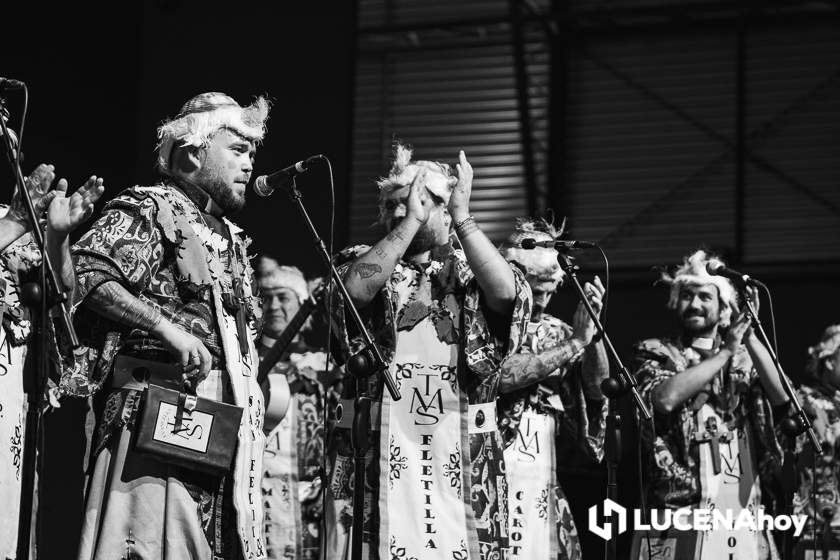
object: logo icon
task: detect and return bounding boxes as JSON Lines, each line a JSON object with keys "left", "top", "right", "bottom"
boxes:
{"left": 588, "top": 498, "right": 628, "bottom": 541}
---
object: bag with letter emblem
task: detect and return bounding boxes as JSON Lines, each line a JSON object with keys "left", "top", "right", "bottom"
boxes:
{"left": 134, "top": 378, "right": 243, "bottom": 475}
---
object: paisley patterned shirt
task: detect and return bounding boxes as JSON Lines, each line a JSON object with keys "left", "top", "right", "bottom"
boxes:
{"left": 634, "top": 336, "right": 784, "bottom": 510}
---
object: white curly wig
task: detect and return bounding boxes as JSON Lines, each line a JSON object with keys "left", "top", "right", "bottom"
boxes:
{"left": 376, "top": 142, "right": 457, "bottom": 225}
{"left": 660, "top": 249, "right": 738, "bottom": 328}
{"left": 255, "top": 256, "right": 308, "bottom": 304}
{"left": 499, "top": 216, "right": 566, "bottom": 292}
{"left": 156, "top": 92, "right": 270, "bottom": 175}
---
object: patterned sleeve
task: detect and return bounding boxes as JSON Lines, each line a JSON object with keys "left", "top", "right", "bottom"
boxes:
{"left": 328, "top": 245, "right": 396, "bottom": 369}
{"left": 57, "top": 190, "right": 167, "bottom": 397}
{"left": 462, "top": 259, "right": 532, "bottom": 378}
{"left": 633, "top": 338, "right": 682, "bottom": 411}
{"left": 743, "top": 356, "right": 785, "bottom": 503}
{"left": 557, "top": 369, "right": 609, "bottom": 463}
{"left": 71, "top": 190, "right": 166, "bottom": 309}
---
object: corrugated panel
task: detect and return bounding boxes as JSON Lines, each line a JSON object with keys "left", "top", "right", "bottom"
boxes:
{"left": 566, "top": 31, "right": 737, "bottom": 269}
{"left": 359, "top": 0, "right": 508, "bottom": 29}
{"left": 744, "top": 23, "right": 840, "bottom": 263}
{"left": 350, "top": 23, "right": 550, "bottom": 245}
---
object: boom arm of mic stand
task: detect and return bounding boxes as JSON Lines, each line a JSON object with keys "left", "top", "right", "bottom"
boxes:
{"left": 286, "top": 180, "right": 400, "bottom": 401}
{"left": 742, "top": 290, "right": 820, "bottom": 453}
{"left": 0, "top": 102, "right": 78, "bottom": 348}
{"left": 556, "top": 253, "right": 650, "bottom": 420}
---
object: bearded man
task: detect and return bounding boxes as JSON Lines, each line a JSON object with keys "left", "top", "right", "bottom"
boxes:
{"left": 257, "top": 257, "right": 338, "bottom": 560}
{"left": 496, "top": 217, "right": 608, "bottom": 560}
{"left": 633, "top": 250, "right": 790, "bottom": 560}
{"left": 325, "top": 144, "right": 531, "bottom": 559}
{"left": 59, "top": 92, "right": 270, "bottom": 559}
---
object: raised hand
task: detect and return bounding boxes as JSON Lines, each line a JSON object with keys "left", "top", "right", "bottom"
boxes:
{"left": 47, "top": 175, "right": 105, "bottom": 234}
{"left": 572, "top": 275, "right": 605, "bottom": 346}
{"left": 723, "top": 312, "right": 751, "bottom": 355}
{"left": 9, "top": 163, "right": 59, "bottom": 228}
{"left": 449, "top": 150, "right": 473, "bottom": 222}
{"left": 406, "top": 168, "right": 434, "bottom": 224}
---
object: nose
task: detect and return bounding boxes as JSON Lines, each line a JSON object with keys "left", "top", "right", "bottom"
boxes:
{"left": 689, "top": 295, "right": 703, "bottom": 309}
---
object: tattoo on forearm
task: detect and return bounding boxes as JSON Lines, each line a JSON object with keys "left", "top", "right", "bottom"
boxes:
{"left": 386, "top": 228, "right": 406, "bottom": 242}
{"left": 374, "top": 246, "right": 387, "bottom": 259}
{"left": 499, "top": 340, "right": 584, "bottom": 392}
{"left": 351, "top": 262, "right": 382, "bottom": 279}
{"left": 87, "top": 281, "right": 163, "bottom": 331}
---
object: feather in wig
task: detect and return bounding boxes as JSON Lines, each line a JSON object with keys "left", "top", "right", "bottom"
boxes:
{"left": 376, "top": 142, "right": 457, "bottom": 225}
{"left": 156, "top": 92, "right": 271, "bottom": 174}
{"left": 256, "top": 256, "right": 308, "bottom": 304}
{"left": 805, "top": 324, "right": 840, "bottom": 379}
{"left": 499, "top": 216, "right": 566, "bottom": 292}
{"left": 659, "top": 249, "right": 738, "bottom": 328}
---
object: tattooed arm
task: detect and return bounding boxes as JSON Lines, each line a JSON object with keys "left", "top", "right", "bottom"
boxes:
{"left": 449, "top": 152, "right": 516, "bottom": 315}
{"left": 85, "top": 281, "right": 212, "bottom": 377}
{"left": 344, "top": 174, "right": 433, "bottom": 308}
{"left": 498, "top": 338, "right": 586, "bottom": 393}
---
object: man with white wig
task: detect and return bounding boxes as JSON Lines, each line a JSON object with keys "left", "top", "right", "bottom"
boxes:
{"left": 632, "top": 249, "right": 790, "bottom": 560}
{"left": 496, "top": 217, "right": 609, "bottom": 560}
{"left": 256, "top": 256, "right": 338, "bottom": 560}
{"left": 60, "top": 92, "right": 270, "bottom": 559}
{"left": 326, "top": 143, "right": 532, "bottom": 559}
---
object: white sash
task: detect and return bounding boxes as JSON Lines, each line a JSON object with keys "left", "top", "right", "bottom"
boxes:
{"left": 0, "top": 330, "right": 27, "bottom": 559}
{"left": 504, "top": 409, "right": 556, "bottom": 559}
{"left": 379, "top": 317, "right": 471, "bottom": 559}
{"left": 695, "top": 403, "right": 761, "bottom": 559}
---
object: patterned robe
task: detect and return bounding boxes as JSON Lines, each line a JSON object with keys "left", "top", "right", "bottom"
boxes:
{"left": 261, "top": 342, "right": 341, "bottom": 560}
{"left": 791, "top": 383, "right": 840, "bottom": 539}
{"left": 59, "top": 183, "right": 267, "bottom": 560}
{"left": 634, "top": 337, "right": 783, "bottom": 558}
{"left": 496, "top": 315, "right": 607, "bottom": 560}
{"left": 0, "top": 210, "right": 39, "bottom": 559}
{"left": 325, "top": 245, "right": 531, "bottom": 560}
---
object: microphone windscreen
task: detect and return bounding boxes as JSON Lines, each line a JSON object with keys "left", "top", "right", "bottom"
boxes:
{"left": 253, "top": 175, "right": 272, "bottom": 197}
{"left": 521, "top": 238, "right": 538, "bottom": 249}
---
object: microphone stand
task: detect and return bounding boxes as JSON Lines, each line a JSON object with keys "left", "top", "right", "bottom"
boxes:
{"left": 554, "top": 249, "right": 650, "bottom": 560}
{"left": 283, "top": 177, "right": 400, "bottom": 560}
{"left": 1, "top": 95, "right": 79, "bottom": 560}
{"left": 740, "top": 287, "right": 820, "bottom": 452}
{"left": 739, "top": 283, "right": 822, "bottom": 560}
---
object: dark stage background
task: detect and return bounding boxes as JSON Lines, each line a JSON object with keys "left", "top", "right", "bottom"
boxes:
{"left": 2, "top": 1, "right": 839, "bottom": 559}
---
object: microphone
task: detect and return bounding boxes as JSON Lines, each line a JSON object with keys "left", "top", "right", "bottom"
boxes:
{"left": 705, "top": 262, "right": 756, "bottom": 287}
{"left": 520, "top": 238, "right": 596, "bottom": 250}
{"left": 0, "top": 77, "right": 25, "bottom": 90}
{"left": 253, "top": 154, "right": 325, "bottom": 197}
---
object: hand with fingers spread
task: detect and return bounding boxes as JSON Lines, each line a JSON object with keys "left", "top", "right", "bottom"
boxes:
{"left": 47, "top": 175, "right": 105, "bottom": 234}
{"left": 9, "top": 163, "right": 59, "bottom": 228}
{"left": 449, "top": 150, "right": 473, "bottom": 223}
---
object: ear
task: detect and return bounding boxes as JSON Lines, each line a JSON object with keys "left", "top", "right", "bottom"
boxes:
{"left": 170, "top": 145, "right": 204, "bottom": 175}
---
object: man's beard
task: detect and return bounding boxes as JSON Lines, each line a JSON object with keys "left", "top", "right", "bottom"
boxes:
{"left": 206, "top": 180, "right": 245, "bottom": 213}
{"left": 194, "top": 170, "right": 245, "bottom": 214}
{"left": 681, "top": 310, "right": 717, "bottom": 336}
